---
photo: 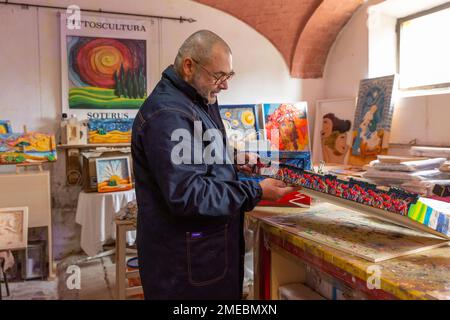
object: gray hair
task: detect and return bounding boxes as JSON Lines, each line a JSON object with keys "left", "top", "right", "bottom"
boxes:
{"left": 174, "top": 30, "right": 231, "bottom": 72}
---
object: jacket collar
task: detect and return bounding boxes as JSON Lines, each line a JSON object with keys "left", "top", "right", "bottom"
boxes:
{"left": 162, "top": 65, "right": 210, "bottom": 108}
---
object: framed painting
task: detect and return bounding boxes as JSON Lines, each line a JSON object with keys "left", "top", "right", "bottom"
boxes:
{"left": 0, "top": 132, "right": 57, "bottom": 164}
{"left": 349, "top": 75, "right": 397, "bottom": 166}
{"left": 312, "top": 98, "right": 356, "bottom": 165}
{"left": 0, "top": 207, "right": 28, "bottom": 250}
{"left": 261, "top": 102, "right": 311, "bottom": 167}
{"left": 0, "top": 120, "right": 12, "bottom": 134}
{"left": 66, "top": 36, "right": 146, "bottom": 110}
{"left": 95, "top": 156, "right": 133, "bottom": 193}
{"left": 88, "top": 118, "right": 134, "bottom": 144}
{"left": 219, "top": 104, "right": 260, "bottom": 151}
{"left": 60, "top": 13, "right": 158, "bottom": 119}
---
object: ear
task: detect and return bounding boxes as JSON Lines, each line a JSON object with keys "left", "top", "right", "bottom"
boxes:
{"left": 182, "top": 57, "right": 195, "bottom": 79}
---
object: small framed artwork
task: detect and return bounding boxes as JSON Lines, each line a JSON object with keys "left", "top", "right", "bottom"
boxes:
{"left": 312, "top": 98, "right": 356, "bottom": 165}
{"left": 0, "top": 207, "right": 28, "bottom": 250}
{"left": 0, "top": 120, "right": 12, "bottom": 134}
{"left": 95, "top": 156, "right": 133, "bottom": 193}
{"left": 88, "top": 118, "right": 134, "bottom": 144}
{"left": 219, "top": 104, "right": 260, "bottom": 151}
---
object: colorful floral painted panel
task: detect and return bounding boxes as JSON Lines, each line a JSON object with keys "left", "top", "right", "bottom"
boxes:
{"left": 256, "top": 162, "right": 450, "bottom": 238}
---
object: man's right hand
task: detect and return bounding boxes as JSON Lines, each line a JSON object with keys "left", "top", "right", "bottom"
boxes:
{"left": 259, "top": 178, "right": 301, "bottom": 202}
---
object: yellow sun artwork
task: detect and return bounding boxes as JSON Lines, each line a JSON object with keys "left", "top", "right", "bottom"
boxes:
{"left": 95, "top": 156, "right": 132, "bottom": 193}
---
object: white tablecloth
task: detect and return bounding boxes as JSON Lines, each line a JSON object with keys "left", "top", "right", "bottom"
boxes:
{"left": 75, "top": 189, "right": 136, "bottom": 257}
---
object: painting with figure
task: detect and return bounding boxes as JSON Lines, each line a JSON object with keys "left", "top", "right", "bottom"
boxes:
{"left": 0, "top": 132, "right": 57, "bottom": 164}
{"left": 263, "top": 203, "right": 448, "bottom": 262}
{"left": 219, "top": 104, "right": 259, "bottom": 151}
{"left": 262, "top": 102, "right": 311, "bottom": 172}
{"left": 88, "top": 118, "right": 134, "bottom": 144}
{"left": 312, "top": 98, "right": 356, "bottom": 165}
{"left": 263, "top": 102, "right": 310, "bottom": 153}
{"left": 0, "top": 120, "right": 12, "bottom": 134}
{"left": 95, "top": 156, "right": 133, "bottom": 193}
{"left": 0, "top": 207, "right": 28, "bottom": 250}
{"left": 67, "top": 36, "right": 146, "bottom": 109}
{"left": 349, "top": 75, "right": 397, "bottom": 166}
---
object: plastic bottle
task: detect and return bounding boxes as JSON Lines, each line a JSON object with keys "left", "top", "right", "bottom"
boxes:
{"left": 67, "top": 114, "right": 79, "bottom": 144}
{"left": 60, "top": 113, "right": 68, "bottom": 144}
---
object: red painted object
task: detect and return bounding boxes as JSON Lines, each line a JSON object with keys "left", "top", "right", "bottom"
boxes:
{"left": 258, "top": 192, "right": 311, "bottom": 207}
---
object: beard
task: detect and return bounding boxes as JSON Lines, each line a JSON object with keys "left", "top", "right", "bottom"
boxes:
{"left": 189, "top": 72, "right": 218, "bottom": 105}
{"left": 206, "top": 92, "right": 217, "bottom": 104}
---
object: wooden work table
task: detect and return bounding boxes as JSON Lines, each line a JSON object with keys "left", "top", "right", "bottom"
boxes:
{"left": 246, "top": 205, "right": 450, "bottom": 300}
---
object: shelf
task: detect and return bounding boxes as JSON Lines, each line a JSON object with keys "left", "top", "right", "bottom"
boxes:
{"left": 57, "top": 143, "right": 131, "bottom": 149}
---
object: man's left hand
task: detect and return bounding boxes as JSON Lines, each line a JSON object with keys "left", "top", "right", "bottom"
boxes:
{"left": 235, "top": 152, "right": 259, "bottom": 174}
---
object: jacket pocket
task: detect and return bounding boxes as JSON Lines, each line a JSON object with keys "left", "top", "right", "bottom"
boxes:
{"left": 186, "top": 224, "right": 228, "bottom": 286}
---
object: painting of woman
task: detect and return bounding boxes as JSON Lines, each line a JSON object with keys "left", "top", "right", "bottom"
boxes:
{"left": 321, "top": 113, "right": 352, "bottom": 164}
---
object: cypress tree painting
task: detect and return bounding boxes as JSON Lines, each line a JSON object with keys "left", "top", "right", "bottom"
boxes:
{"left": 67, "top": 36, "right": 147, "bottom": 109}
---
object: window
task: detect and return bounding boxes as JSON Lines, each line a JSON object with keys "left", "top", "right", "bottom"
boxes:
{"left": 397, "top": 3, "right": 450, "bottom": 90}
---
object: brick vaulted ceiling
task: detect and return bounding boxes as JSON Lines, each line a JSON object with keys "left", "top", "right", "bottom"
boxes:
{"left": 194, "top": 0, "right": 363, "bottom": 78}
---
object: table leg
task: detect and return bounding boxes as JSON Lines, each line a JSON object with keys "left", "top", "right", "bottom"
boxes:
{"left": 115, "top": 224, "right": 127, "bottom": 300}
{"left": 48, "top": 225, "right": 55, "bottom": 279}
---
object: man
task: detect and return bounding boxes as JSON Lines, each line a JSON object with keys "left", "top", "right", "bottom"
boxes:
{"left": 132, "top": 30, "right": 297, "bottom": 300}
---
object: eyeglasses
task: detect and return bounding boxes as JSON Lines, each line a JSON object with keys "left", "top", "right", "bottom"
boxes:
{"left": 191, "top": 58, "right": 235, "bottom": 85}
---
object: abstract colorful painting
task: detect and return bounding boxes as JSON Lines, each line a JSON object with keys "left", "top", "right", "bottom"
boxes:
{"left": 0, "top": 120, "right": 12, "bottom": 134}
{"left": 0, "top": 132, "right": 57, "bottom": 164}
{"left": 263, "top": 203, "right": 448, "bottom": 262}
{"left": 88, "top": 118, "right": 133, "bottom": 144}
{"left": 219, "top": 104, "right": 259, "bottom": 151}
{"left": 349, "top": 75, "right": 397, "bottom": 166}
{"left": 0, "top": 207, "right": 28, "bottom": 250}
{"left": 67, "top": 36, "right": 146, "bottom": 109}
{"left": 95, "top": 156, "right": 133, "bottom": 193}
{"left": 262, "top": 102, "right": 311, "bottom": 166}
{"left": 312, "top": 98, "right": 356, "bottom": 165}
{"left": 263, "top": 102, "right": 310, "bottom": 152}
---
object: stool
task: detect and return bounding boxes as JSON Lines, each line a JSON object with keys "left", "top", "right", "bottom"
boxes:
{"left": 115, "top": 219, "right": 142, "bottom": 299}
{"left": 0, "top": 257, "right": 10, "bottom": 299}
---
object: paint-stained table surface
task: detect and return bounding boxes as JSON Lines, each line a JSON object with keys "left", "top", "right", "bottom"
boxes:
{"left": 247, "top": 205, "right": 450, "bottom": 300}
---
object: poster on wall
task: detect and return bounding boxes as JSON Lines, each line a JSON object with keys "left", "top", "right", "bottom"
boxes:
{"left": 312, "top": 98, "right": 356, "bottom": 165}
{"left": 349, "top": 75, "right": 397, "bottom": 166}
{"left": 60, "top": 13, "right": 158, "bottom": 120}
